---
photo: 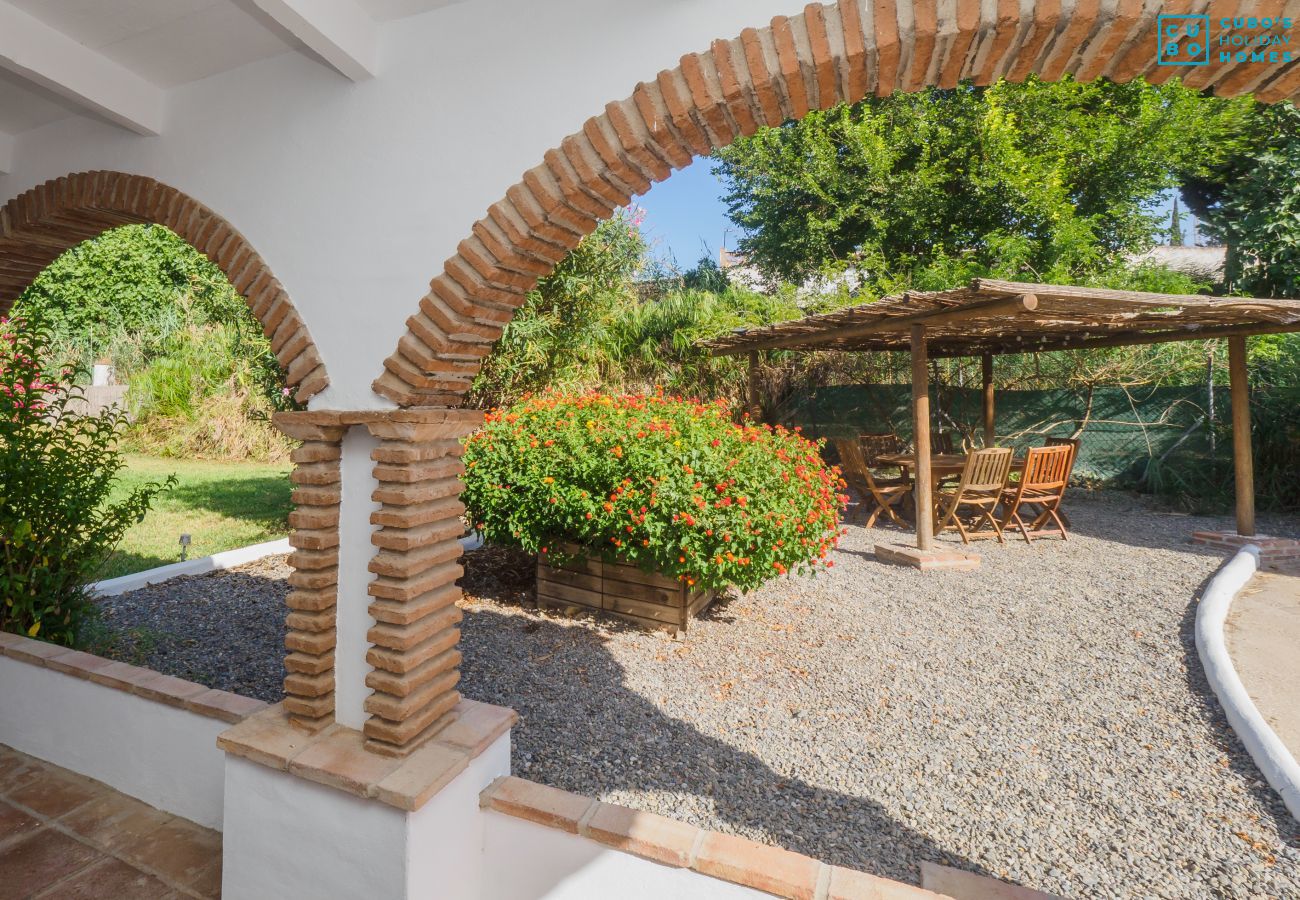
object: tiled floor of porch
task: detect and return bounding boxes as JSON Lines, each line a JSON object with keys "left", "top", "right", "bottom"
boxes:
{"left": 0, "top": 744, "right": 220, "bottom": 899}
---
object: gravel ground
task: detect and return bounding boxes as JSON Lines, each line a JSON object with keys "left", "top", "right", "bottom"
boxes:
{"left": 96, "top": 491, "right": 1300, "bottom": 896}
{"left": 93, "top": 554, "right": 289, "bottom": 702}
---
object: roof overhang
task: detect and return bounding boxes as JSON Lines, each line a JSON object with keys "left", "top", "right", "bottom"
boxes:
{"left": 699, "top": 279, "right": 1300, "bottom": 358}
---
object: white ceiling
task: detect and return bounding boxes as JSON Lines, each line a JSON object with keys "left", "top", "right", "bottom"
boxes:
{"left": 6, "top": 0, "right": 296, "bottom": 88}
{"left": 0, "top": 67, "right": 83, "bottom": 134}
{"left": 356, "top": 0, "right": 466, "bottom": 22}
{"left": 0, "top": 0, "right": 468, "bottom": 142}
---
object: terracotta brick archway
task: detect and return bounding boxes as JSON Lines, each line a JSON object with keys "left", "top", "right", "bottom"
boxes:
{"left": 0, "top": 170, "right": 328, "bottom": 403}
{"left": 374, "top": 0, "right": 1300, "bottom": 407}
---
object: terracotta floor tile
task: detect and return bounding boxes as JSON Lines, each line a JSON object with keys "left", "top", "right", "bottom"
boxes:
{"left": 119, "top": 819, "right": 221, "bottom": 890}
{"left": 0, "top": 800, "right": 41, "bottom": 846}
{"left": 187, "top": 859, "right": 222, "bottom": 900}
{"left": 0, "top": 827, "right": 101, "bottom": 898}
{"left": 59, "top": 793, "right": 171, "bottom": 853}
{"left": 7, "top": 772, "right": 106, "bottom": 820}
{"left": 32, "top": 856, "right": 173, "bottom": 900}
{"left": 0, "top": 749, "right": 47, "bottom": 797}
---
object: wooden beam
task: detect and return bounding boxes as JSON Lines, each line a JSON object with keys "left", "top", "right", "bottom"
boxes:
{"left": 712, "top": 294, "right": 1039, "bottom": 356}
{"left": 0, "top": 1, "right": 164, "bottom": 135}
{"left": 247, "top": 0, "right": 378, "bottom": 82}
{"left": 971, "top": 278, "right": 1300, "bottom": 310}
{"left": 928, "top": 319, "right": 1300, "bottom": 358}
{"left": 981, "top": 353, "right": 995, "bottom": 448}
{"left": 912, "top": 325, "right": 934, "bottom": 551}
{"left": 1228, "top": 336, "right": 1255, "bottom": 536}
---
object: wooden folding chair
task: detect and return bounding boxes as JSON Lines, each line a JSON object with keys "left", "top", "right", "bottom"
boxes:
{"left": 859, "top": 432, "right": 903, "bottom": 466}
{"left": 934, "top": 448, "right": 1014, "bottom": 544}
{"left": 1044, "top": 436, "right": 1080, "bottom": 470}
{"left": 931, "top": 431, "right": 956, "bottom": 454}
{"left": 833, "top": 438, "right": 912, "bottom": 528}
{"left": 1000, "top": 444, "right": 1074, "bottom": 543}
{"left": 1041, "top": 436, "right": 1080, "bottom": 526}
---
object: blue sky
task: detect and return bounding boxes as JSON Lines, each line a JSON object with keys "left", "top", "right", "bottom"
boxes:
{"left": 632, "top": 158, "right": 732, "bottom": 270}
{"left": 633, "top": 163, "right": 1203, "bottom": 271}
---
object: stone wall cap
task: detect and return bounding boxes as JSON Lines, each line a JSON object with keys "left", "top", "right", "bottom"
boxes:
{"left": 218, "top": 698, "right": 515, "bottom": 811}
{"left": 0, "top": 631, "right": 265, "bottom": 724}
{"left": 480, "top": 775, "right": 949, "bottom": 900}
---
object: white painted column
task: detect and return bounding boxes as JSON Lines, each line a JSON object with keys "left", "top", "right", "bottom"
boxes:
{"left": 220, "top": 731, "right": 511, "bottom": 900}
{"left": 335, "top": 426, "right": 381, "bottom": 728}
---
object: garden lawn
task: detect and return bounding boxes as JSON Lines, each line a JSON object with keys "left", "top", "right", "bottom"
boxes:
{"left": 99, "top": 455, "right": 292, "bottom": 580}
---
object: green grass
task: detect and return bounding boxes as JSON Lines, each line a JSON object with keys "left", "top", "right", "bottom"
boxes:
{"left": 99, "top": 454, "right": 292, "bottom": 580}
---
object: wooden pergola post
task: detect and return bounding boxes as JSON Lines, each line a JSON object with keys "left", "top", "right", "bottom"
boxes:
{"left": 912, "top": 325, "right": 934, "bottom": 550}
{"left": 746, "top": 350, "right": 761, "bottom": 420}
{"left": 981, "top": 352, "right": 995, "bottom": 448}
{"left": 1228, "top": 336, "right": 1255, "bottom": 536}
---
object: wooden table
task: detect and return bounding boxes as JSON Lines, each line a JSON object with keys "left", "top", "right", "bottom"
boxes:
{"left": 874, "top": 451, "right": 1027, "bottom": 480}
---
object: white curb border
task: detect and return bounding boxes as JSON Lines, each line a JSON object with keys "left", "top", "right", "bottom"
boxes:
{"left": 1196, "top": 545, "right": 1300, "bottom": 822}
{"left": 91, "top": 538, "right": 294, "bottom": 596}
{"left": 92, "top": 533, "right": 486, "bottom": 597}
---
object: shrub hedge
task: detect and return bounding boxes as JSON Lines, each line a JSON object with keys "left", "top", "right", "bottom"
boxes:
{"left": 463, "top": 392, "right": 846, "bottom": 592}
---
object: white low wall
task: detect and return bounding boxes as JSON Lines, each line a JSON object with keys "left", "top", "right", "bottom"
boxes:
{"left": 221, "top": 732, "right": 511, "bottom": 900}
{"left": 92, "top": 533, "right": 482, "bottom": 599}
{"left": 91, "top": 537, "right": 293, "bottom": 596}
{"left": 1196, "top": 545, "right": 1300, "bottom": 821}
{"left": 482, "top": 814, "right": 770, "bottom": 900}
{"left": 0, "top": 653, "right": 230, "bottom": 829}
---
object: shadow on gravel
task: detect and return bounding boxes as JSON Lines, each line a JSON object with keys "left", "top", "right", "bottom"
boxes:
{"left": 458, "top": 605, "right": 987, "bottom": 886}
{"left": 1177, "top": 566, "right": 1300, "bottom": 844}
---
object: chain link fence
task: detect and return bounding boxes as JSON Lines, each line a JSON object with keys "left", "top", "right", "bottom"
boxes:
{"left": 775, "top": 383, "right": 1230, "bottom": 489}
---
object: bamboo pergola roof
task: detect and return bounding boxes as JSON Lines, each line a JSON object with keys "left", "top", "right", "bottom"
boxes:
{"left": 699, "top": 279, "right": 1300, "bottom": 358}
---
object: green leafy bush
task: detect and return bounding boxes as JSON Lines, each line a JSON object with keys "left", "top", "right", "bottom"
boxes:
{"left": 122, "top": 316, "right": 295, "bottom": 462}
{"left": 15, "top": 224, "right": 297, "bottom": 462}
{"left": 463, "top": 392, "right": 846, "bottom": 592}
{"left": 0, "top": 316, "right": 173, "bottom": 645}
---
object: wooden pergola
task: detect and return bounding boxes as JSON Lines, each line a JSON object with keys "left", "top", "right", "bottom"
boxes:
{"left": 702, "top": 279, "right": 1300, "bottom": 551}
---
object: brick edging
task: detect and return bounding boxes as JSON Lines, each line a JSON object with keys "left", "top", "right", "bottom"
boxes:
{"left": 480, "top": 776, "right": 944, "bottom": 900}
{"left": 0, "top": 171, "right": 328, "bottom": 403}
{"left": 218, "top": 699, "right": 516, "bottom": 811}
{"left": 1191, "top": 531, "right": 1300, "bottom": 568}
{"left": 374, "top": 0, "right": 1299, "bottom": 407}
{"left": 0, "top": 631, "right": 265, "bottom": 724}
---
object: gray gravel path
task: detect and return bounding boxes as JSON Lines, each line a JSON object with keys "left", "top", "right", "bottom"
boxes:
{"left": 457, "top": 492, "right": 1300, "bottom": 897}
{"left": 94, "top": 491, "right": 1300, "bottom": 896}
{"left": 92, "top": 555, "right": 289, "bottom": 702}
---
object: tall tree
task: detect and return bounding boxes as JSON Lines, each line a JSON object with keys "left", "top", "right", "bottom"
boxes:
{"left": 714, "top": 77, "right": 1252, "bottom": 288}
{"left": 1186, "top": 102, "right": 1300, "bottom": 298}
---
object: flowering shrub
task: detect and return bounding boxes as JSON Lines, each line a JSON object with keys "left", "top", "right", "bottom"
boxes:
{"left": 1, "top": 315, "right": 173, "bottom": 646}
{"left": 463, "top": 392, "right": 846, "bottom": 592}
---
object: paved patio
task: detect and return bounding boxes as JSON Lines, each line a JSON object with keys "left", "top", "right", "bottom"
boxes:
{"left": 1227, "top": 566, "right": 1300, "bottom": 761}
{"left": 0, "top": 745, "right": 220, "bottom": 899}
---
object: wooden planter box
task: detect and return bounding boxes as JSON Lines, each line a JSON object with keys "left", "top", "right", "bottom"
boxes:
{"left": 536, "top": 545, "right": 715, "bottom": 635}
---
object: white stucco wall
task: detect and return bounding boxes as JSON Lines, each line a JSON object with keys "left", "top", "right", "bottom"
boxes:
{"left": 481, "top": 813, "right": 770, "bottom": 900}
{"left": 337, "top": 426, "right": 382, "bottom": 727}
{"left": 0, "top": 0, "right": 806, "bottom": 410}
{"left": 221, "top": 731, "right": 511, "bottom": 900}
{"left": 0, "top": 655, "right": 228, "bottom": 829}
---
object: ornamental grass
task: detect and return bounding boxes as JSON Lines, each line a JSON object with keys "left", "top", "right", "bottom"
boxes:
{"left": 463, "top": 391, "right": 847, "bottom": 592}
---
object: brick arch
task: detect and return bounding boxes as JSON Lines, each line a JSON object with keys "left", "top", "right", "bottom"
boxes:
{"left": 374, "top": 0, "right": 1300, "bottom": 406}
{"left": 0, "top": 171, "right": 328, "bottom": 403}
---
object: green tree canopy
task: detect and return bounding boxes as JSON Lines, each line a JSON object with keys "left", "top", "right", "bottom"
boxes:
{"left": 16, "top": 224, "right": 252, "bottom": 356}
{"left": 714, "top": 77, "right": 1252, "bottom": 288}
{"left": 1186, "top": 101, "right": 1300, "bottom": 298}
